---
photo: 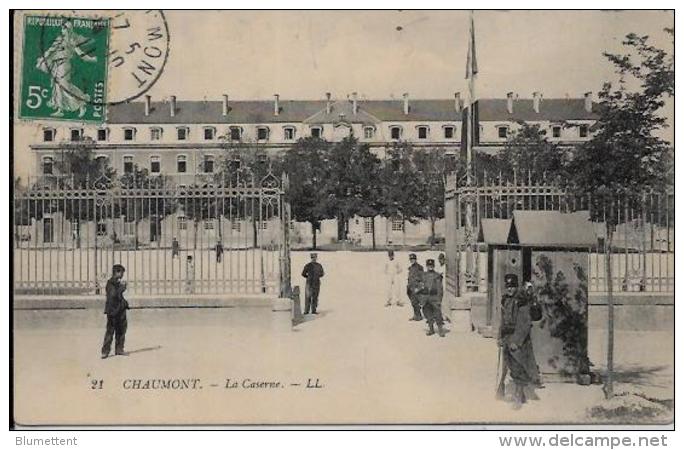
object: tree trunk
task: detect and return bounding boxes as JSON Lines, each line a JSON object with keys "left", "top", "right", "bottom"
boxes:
{"left": 430, "top": 217, "right": 436, "bottom": 247}
{"left": 311, "top": 221, "right": 317, "bottom": 250}
{"left": 252, "top": 215, "right": 258, "bottom": 249}
{"left": 337, "top": 214, "right": 346, "bottom": 241}
{"left": 605, "top": 224, "right": 615, "bottom": 398}
{"left": 371, "top": 216, "right": 376, "bottom": 250}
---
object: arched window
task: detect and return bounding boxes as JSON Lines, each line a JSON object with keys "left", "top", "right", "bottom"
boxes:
{"left": 390, "top": 126, "right": 402, "bottom": 140}
{"left": 150, "top": 127, "right": 163, "bottom": 141}
{"left": 177, "top": 155, "right": 187, "bottom": 173}
{"left": 123, "top": 127, "right": 136, "bottom": 141}
{"left": 256, "top": 126, "right": 270, "bottom": 141}
{"left": 283, "top": 126, "right": 296, "bottom": 141}
{"left": 42, "top": 156, "right": 54, "bottom": 175}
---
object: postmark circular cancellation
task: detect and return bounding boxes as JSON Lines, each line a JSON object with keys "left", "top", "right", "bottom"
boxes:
{"left": 29, "top": 10, "right": 169, "bottom": 123}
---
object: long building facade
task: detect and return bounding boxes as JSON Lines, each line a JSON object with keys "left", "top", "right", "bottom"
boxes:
{"left": 28, "top": 91, "right": 599, "bottom": 247}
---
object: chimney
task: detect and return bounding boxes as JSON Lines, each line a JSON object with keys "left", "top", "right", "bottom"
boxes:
{"left": 454, "top": 92, "right": 461, "bottom": 113}
{"left": 144, "top": 95, "right": 151, "bottom": 116}
{"left": 506, "top": 92, "right": 514, "bottom": 114}
{"left": 274, "top": 94, "right": 280, "bottom": 116}
{"left": 326, "top": 92, "right": 332, "bottom": 114}
{"left": 222, "top": 94, "right": 229, "bottom": 116}
{"left": 532, "top": 91, "right": 542, "bottom": 113}
{"left": 584, "top": 91, "right": 593, "bottom": 112}
{"left": 351, "top": 92, "right": 358, "bottom": 115}
{"left": 169, "top": 95, "right": 176, "bottom": 117}
{"left": 403, "top": 93, "right": 409, "bottom": 115}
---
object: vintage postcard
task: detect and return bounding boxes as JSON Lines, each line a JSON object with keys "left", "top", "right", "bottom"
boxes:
{"left": 11, "top": 9, "right": 674, "bottom": 428}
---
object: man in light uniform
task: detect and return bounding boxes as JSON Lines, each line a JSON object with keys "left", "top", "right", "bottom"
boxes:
{"left": 437, "top": 253, "right": 451, "bottom": 323}
{"left": 384, "top": 249, "right": 404, "bottom": 307}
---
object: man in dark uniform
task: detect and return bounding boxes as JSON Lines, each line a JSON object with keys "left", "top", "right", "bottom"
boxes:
{"left": 302, "top": 253, "right": 325, "bottom": 314}
{"left": 101, "top": 264, "right": 129, "bottom": 359}
{"left": 497, "top": 274, "right": 539, "bottom": 409}
{"left": 421, "top": 259, "right": 446, "bottom": 337}
{"left": 172, "top": 237, "right": 180, "bottom": 259}
{"left": 215, "top": 240, "right": 224, "bottom": 263}
{"left": 407, "top": 253, "right": 424, "bottom": 321}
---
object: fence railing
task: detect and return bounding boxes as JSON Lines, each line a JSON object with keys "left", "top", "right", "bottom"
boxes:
{"left": 445, "top": 175, "right": 674, "bottom": 295}
{"left": 13, "top": 171, "right": 290, "bottom": 297}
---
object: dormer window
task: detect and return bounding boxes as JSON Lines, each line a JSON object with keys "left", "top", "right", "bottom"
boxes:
{"left": 150, "top": 127, "right": 163, "bottom": 141}
{"left": 123, "top": 127, "right": 136, "bottom": 141}
{"left": 417, "top": 126, "right": 429, "bottom": 139}
{"left": 177, "top": 127, "right": 189, "bottom": 141}
{"left": 310, "top": 126, "right": 323, "bottom": 138}
{"left": 390, "top": 126, "right": 402, "bottom": 140}
{"left": 42, "top": 156, "right": 54, "bottom": 175}
{"left": 283, "top": 126, "right": 296, "bottom": 141}
{"left": 443, "top": 126, "right": 455, "bottom": 139}
{"left": 363, "top": 126, "right": 375, "bottom": 140}
{"left": 497, "top": 126, "right": 508, "bottom": 139}
{"left": 97, "top": 128, "right": 109, "bottom": 141}
{"left": 70, "top": 128, "right": 83, "bottom": 141}
{"left": 256, "top": 126, "right": 270, "bottom": 141}
{"left": 43, "top": 128, "right": 55, "bottom": 142}
{"left": 229, "top": 126, "right": 242, "bottom": 141}
{"left": 204, "top": 127, "right": 216, "bottom": 140}
{"left": 552, "top": 126, "right": 562, "bottom": 138}
{"left": 579, "top": 124, "right": 589, "bottom": 138}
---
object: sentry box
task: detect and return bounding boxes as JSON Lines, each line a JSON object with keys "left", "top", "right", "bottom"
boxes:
{"left": 478, "top": 210, "right": 597, "bottom": 382}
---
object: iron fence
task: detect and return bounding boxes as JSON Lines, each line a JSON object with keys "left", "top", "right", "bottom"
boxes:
{"left": 13, "top": 170, "right": 291, "bottom": 297}
{"left": 445, "top": 173, "right": 674, "bottom": 295}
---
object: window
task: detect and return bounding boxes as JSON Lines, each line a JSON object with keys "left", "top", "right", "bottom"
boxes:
{"left": 177, "top": 127, "right": 188, "bottom": 140}
{"left": 259, "top": 221, "right": 268, "bottom": 230}
{"left": 390, "top": 126, "right": 401, "bottom": 140}
{"left": 311, "top": 126, "right": 322, "bottom": 138}
{"left": 498, "top": 126, "right": 508, "bottom": 139}
{"left": 70, "top": 128, "right": 82, "bottom": 141}
{"left": 391, "top": 218, "right": 404, "bottom": 232}
{"left": 204, "top": 220, "right": 214, "bottom": 230}
{"left": 364, "top": 217, "right": 373, "bottom": 234}
{"left": 97, "top": 128, "right": 108, "bottom": 141}
{"left": 552, "top": 126, "right": 561, "bottom": 138}
{"left": 229, "top": 127, "right": 241, "bottom": 141}
{"left": 177, "top": 155, "right": 187, "bottom": 173}
{"left": 42, "top": 157, "right": 53, "bottom": 175}
{"left": 231, "top": 221, "right": 241, "bottom": 232}
{"left": 257, "top": 127, "right": 269, "bottom": 141}
{"left": 364, "top": 127, "right": 375, "bottom": 139}
{"left": 283, "top": 127, "right": 296, "bottom": 141}
{"left": 43, "top": 128, "right": 55, "bottom": 142}
{"left": 123, "top": 128, "right": 135, "bottom": 141}
{"left": 43, "top": 218, "right": 54, "bottom": 243}
{"left": 150, "top": 127, "right": 162, "bottom": 141}
{"left": 203, "top": 155, "right": 215, "bottom": 173}
{"left": 444, "top": 126, "right": 455, "bottom": 139}
{"left": 123, "top": 220, "right": 135, "bottom": 236}
{"left": 230, "top": 153, "right": 242, "bottom": 170}
{"left": 96, "top": 221, "right": 107, "bottom": 236}
{"left": 203, "top": 127, "right": 215, "bottom": 140}
{"left": 123, "top": 156, "right": 134, "bottom": 174}
{"left": 579, "top": 124, "right": 588, "bottom": 138}
{"left": 417, "top": 126, "right": 428, "bottom": 139}
{"left": 257, "top": 153, "right": 268, "bottom": 164}
{"left": 150, "top": 155, "right": 161, "bottom": 174}
{"left": 177, "top": 216, "right": 188, "bottom": 231}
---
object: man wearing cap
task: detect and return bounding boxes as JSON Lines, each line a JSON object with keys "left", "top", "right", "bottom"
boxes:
{"left": 302, "top": 253, "right": 325, "bottom": 314}
{"left": 101, "top": 264, "right": 130, "bottom": 359}
{"left": 436, "top": 253, "right": 451, "bottom": 323}
{"left": 406, "top": 253, "right": 424, "bottom": 321}
{"left": 384, "top": 249, "right": 404, "bottom": 307}
{"left": 497, "top": 273, "right": 539, "bottom": 409}
{"left": 421, "top": 259, "right": 446, "bottom": 337}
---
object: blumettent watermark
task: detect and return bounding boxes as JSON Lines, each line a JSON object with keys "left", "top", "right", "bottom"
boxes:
{"left": 15, "top": 436, "right": 78, "bottom": 446}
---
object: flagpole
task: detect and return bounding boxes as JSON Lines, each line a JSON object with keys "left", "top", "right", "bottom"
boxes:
{"left": 464, "top": 11, "right": 477, "bottom": 292}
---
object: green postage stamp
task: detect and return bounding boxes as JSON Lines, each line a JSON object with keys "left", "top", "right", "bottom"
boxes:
{"left": 19, "top": 15, "right": 110, "bottom": 123}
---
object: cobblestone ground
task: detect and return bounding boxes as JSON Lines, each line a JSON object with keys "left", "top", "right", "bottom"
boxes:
{"left": 13, "top": 251, "right": 673, "bottom": 426}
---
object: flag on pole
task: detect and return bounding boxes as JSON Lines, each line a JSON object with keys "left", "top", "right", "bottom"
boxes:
{"left": 465, "top": 12, "right": 478, "bottom": 85}
{"left": 462, "top": 12, "right": 479, "bottom": 168}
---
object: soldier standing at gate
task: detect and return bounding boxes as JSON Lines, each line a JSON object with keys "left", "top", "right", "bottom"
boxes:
{"left": 302, "top": 253, "right": 325, "bottom": 314}
{"left": 497, "top": 274, "right": 539, "bottom": 409}
{"left": 407, "top": 253, "right": 424, "bottom": 321}
{"left": 172, "top": 237, "right": 180, "bottom": 259}
{"left": 421, "top": 259, "right": 446, "bottom": 337}
{"left": 101, "top": 264, "right": 130, "bottom": 359}
{"left": 215, "top": 240, "right": 224, "bottom": 263}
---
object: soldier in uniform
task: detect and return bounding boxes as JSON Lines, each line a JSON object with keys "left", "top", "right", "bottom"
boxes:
{"left": 302, "top": 253, "right": 325, "bottom": 314}
{"left": 406, "top": 253, "right": 424, "bottom": 321}
{"left": 497, "top": 274, "right": 539, "bottom": 409}
{"left": 421, "top": 259, "right": 446, "bottom": 337}
{"left": 101, "top": 264, "right": 130, "bottom": 359}
{"left": 215, "top": 240, "right": 224, "bottom": 263}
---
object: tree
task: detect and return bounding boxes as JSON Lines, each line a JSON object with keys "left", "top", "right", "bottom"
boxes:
{"left": 412, "top": 148, "right": 446, "bottom": 246}
{"left": 566, "top": 29, "right": 673, "bottom": 399}
{"left": 281, "top": 137, "right": 331, "bottom": 249}
{"left": 54, "top": 138, "right": 116, "bottom": 188}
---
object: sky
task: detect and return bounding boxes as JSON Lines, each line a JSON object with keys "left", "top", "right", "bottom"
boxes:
{"left": 13, "top": 10, "right": 674, "bottom": 178}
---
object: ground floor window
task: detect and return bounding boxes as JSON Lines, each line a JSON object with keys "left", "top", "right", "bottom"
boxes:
{"left": 364, "top": 217, "right": 373, "bottom": 234}
{"left": 391, "top": 218, "right": 404, "bottom": 232}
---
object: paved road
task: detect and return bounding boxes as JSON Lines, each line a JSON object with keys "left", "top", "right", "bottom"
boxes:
{"left": 13, "top": 251, "right": 673, "bottom": 425}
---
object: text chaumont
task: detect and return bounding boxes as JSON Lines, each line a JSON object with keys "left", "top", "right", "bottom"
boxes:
{"left": 122, "top": 378, "right": 202, "bottom": 390}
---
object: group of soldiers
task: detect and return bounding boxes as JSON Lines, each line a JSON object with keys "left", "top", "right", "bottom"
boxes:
{"left": 385, "top": 250, "right": 449, "bottom": 338}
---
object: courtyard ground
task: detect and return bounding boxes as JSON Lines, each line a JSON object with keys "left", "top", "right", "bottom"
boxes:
{"left": 13, "top": 251, "right": 673, "bottom": 426}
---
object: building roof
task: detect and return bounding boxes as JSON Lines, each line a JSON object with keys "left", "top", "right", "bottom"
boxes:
{"left": 509, "top": 210, "right": 596, "bottom": 247}
{"left": 477, "top": 98, "right": 598, "bottom": 122}
{"left": 478, "top": 219, "right": 512, "bottom": 245}
{"left": 106, "top": 97, "right": 597, "bottom": 124}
